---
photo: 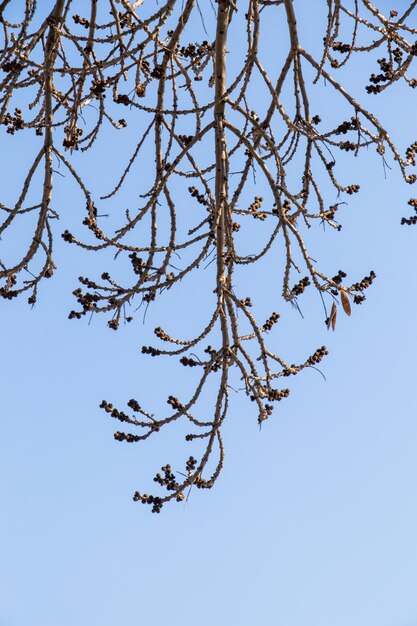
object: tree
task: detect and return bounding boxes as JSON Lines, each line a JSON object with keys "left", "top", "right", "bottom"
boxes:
{"left": 1, "top": 0, "right": 416, "bottom": 512}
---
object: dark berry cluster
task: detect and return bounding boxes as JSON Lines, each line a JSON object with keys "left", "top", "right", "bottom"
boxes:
{"left": 78, "top": 275, "right": 98, "bottom": 289}
{"left": 401, "top": 215, "right": 417, "bottom": 225}
{"left": 61, "top": 230, "right": 75, "bottom": 243}
{"left": 335, "top": 117, "right": 360, "bottom": 135}
{"left": 135, "top": 82, "right": 146, "bottom": 97}
{"left": 351, "top": 270, "right": 376, "bottom": 292}
{"left": 2, "top": 108, "right": 24, "bottom": 134}
{"left": 150, "top": 65, "right": 163, "bottom": 79}
{"left": 72, "top": 14, "right": 89, "bottom": 28}
{"left": 132, "top": 492, "right": 164, "bottom": 513}
{"left": 366, "top": 57, "right": 395, "bottom": 93}
{"left": 321, "top": 204, "right": 338, "bottom": 223}
{"left": 353, "top": 294, "right": 366, "bottom": 304}
{"left": 100, "top": 400, "right": 126, "bottom": 420}
{"left": 307, "top": 346, "right": 329, "bottom": 366}
{"left": 70, "top": 287, "right": 99, "bottom": 314}
{"left": 331, "top": 41, "right": 351, "bottom": 54}
{"left": 154, "top": 326, "right": 170, "bottom": 341}
{"left": 281, "top": 365, "right": 298, "bottom": 377}
{"left": 393, "top": 47, "right": 403, "bottom": 63}
{"left": 178, "top": 40, "right": 211, "bottom": 62}
{"left": 401, "top": 197, "right": 417, "bottom": 225}
{"left": 129, "top": 252, "right": 144, "bottom": 275}
{"left": 108, "top": 403, "right": 131, "bottom": 423}
{"left": 114, "top": 431, "right": 141, "bottom": 443}
{"left": 178, "top": 134, "right": 194, "bottom": 146}
{"left": 168, "top": 37, "right": 213, "bottom": 81}
{"left": 153, "top": 464, "right": 180, "bottom": 492}
{"left": 0, "top": 284, "right": 18, "bottom": 300}
{"left": 81, "top": 216, "right": 106, "bottom": 239}
{"left": 345, "top": 184, "right": 360, "bottom": 195}
{"left": 186, "top": 456, "right": 197, "bottom": 472}
{"left": 1, "top": 60, "right": 23, "bottom": 74}
{"left": 203, "top": 346, "right": 222, "bottom": 372}
{"left": 193, "top": 475, "right": 210, "bottom": 489}
{"left": 405, "top": 142, "right": 417, "bottom": 166}
{"left": 339, "top": 141, "right": 356, "bottom": 152}
{"left": 262, "top": 312, "right": 280, "bottom": 332}
{"left": 91, "top": 78, "right": 106, "bottom": 98}
{"left": 258, "top": 404, "right": 274, "bottom": 422}
{"left": 289, "top": 276, "right": 310, "bottom": 297}
{"left": 114, "top": 93, "right": 130, "bottom": 106}
{"left": 63, "top": 124, "right": 83, "bottom": 150}
{"left": 167, "top": 396, "right": 183, "bottom": 411}
{"left": 331, "top": 270, "right": 347, "bottom": 285}
{"left": 180, "top": 356, "right": 200, "bottom": 367}
{"left": 127, "top": 399, "right": 141, "bottom": 412}
{"left": 116, "top": 11, "right": 134, "bottom": 28}
{"left": 141, "top": 345, "right": 161, "bottom": 357}
{"left": 267, "top": 388, "right": 290, "bottom": 401}
{"left": 248, "top": 196, "right": 267, "bottom": 220}
{"left": 188, "top": 186, "right": 208, "bottom": 206}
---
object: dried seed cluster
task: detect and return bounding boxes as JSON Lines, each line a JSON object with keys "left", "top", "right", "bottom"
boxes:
{"left": 402, "top": 197, "right": 417, "bottom": 225}
{"left": 262, "top": 312, "right": 280, "bottom": 332}
{"left": 289, "top": 276, "right": 310, "bottom": 298}
{"left": 248, "top": 196, "right": 267, "bottom": 220}
{"left": 307, "top": 346, "right": 329, "bottom": 366}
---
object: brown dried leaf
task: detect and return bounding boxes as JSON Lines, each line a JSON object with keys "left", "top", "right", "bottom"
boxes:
{"left": 327, "top": 302, "right": 337, "bottom": 331}
{"left": 340, "top": 289, "right": 351, "bottom": 316}
{"left": 331, "top": 303, "right": 337, "bottom": 330}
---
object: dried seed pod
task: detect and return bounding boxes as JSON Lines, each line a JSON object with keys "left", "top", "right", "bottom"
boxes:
{"left": 340, "top": 289, "right": 351, "bottom": 316}
{"left": 327, "top": 302, "right": 337, "bottom": 331}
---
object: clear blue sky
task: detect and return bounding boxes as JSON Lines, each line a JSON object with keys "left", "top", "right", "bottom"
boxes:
{"left": 1, "top": 3, "right": 417, "bottom": 626}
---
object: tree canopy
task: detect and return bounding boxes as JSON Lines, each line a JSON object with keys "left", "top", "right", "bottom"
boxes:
{"left": 1, "top": 0, "right": 416, "bottom": 511}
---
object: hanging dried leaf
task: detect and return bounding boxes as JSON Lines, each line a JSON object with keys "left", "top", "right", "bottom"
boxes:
{"left": 340, "top": 289, "right": 351, "bottom": 316}
{"left": 327, "top": 302, "right": 337, "bottom": 331}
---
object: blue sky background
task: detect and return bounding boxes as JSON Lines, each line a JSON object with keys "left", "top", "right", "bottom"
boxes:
{"left": 1, "top": 3, "right": 417, "bottom": 625}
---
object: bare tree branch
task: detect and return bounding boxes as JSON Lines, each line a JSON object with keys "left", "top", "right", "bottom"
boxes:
{"left": 1, "top": 1, "right": 416, "bottom": 511}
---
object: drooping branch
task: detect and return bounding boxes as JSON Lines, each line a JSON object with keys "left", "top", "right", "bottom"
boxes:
{"left": 1, "top": 1, "right": 416, "bottom": 511}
